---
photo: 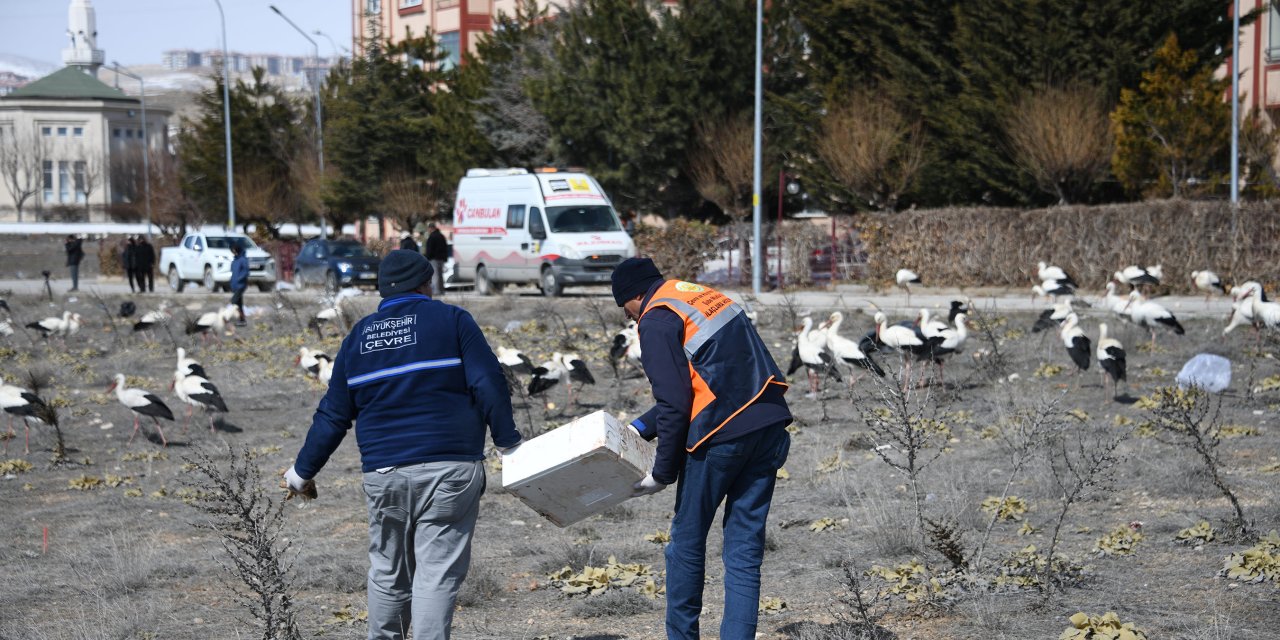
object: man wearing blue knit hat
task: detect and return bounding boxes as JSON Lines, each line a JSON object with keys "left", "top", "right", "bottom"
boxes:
{"left": 612, "top": 256, "right": 792, "bottom": 640}
{"left": 283, "top": 249, "right": 521, "bottom": 640}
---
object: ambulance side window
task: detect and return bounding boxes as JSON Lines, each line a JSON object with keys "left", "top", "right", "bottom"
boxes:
{"left": 506, "top": 204, "right": 526, "bottom": 230}
{"left": 529, "top": 207, "right": 546, "bottom": 239}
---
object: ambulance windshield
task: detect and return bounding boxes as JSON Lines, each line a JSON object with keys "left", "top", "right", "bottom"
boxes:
{"left": 545, "top": 205, "right": 622, "bottom": 233}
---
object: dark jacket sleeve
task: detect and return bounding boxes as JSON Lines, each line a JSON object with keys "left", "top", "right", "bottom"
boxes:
{"left": 231, "top": 256, "right": 249, "bottom": 289}
{"left": 294, "top": 336, "right": 356, "bottom": 479}
{"left": 636, "top": 308, "right": 690, "bottom": 485}
{"left": 456, "top": 309, "right": 522, "bottom": 449}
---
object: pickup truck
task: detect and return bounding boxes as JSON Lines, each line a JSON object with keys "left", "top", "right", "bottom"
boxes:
{"left": 159, "top": 231, "right": 277, "bottom": 293}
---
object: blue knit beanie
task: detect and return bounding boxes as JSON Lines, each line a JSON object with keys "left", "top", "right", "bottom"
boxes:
{"left": 379, "top": 249, "right": 434, "bottom": 297}
{"left": 611, "top": 257, "right": 663, "bottom": 306}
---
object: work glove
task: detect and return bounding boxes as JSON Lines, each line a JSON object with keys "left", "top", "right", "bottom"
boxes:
{"left": 631, "top": 473, "right": 668, "bottom": 498}
{"left": 280, "top": 466, "right": 318, "bottom": 501}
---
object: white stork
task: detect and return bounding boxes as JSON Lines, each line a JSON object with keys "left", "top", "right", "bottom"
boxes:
{"left": 608, "top": 321, "right": 642, "bottom": 377}
{"left": 1096, "top": 323, "right": 1126, "bottom": 401}
{"left": 1191, "top": 270, "right": 1225, "bottom": 303}
{"left": 132, "top": 302, "right": 171, "bottom": 336}
{"left": 108, "top": 373, "right": 175, "bottom": 446}
{"left": 528, "top": 353, "right": 595, "bottom": 406}
{"left": 1103, "top": 281, "right": 1132, "bottom": 320}
{"left": 186, "top": 306, "right": 236, "bottom": 342}
{"left": 172, "top": 371, "right": 229, "bottom": 433}
{"left": 175, "top": 347, "right": 208, "bottom": 379}
{"left": 787, "top": 316, "right": 841, "bottom": 397}
{"left": 825, "top": 311, "right": 885, "bottom": 384}
{"left": 1037, "top": 261, "right": 1077, "bottom": 288}
{"left": 1059, "top": 313, "right": 1092, "bottom": 374}
{"left": 1033, "top": 279, "right": 1077, "bottom": 304}
{"left": 874, "top": 311, "right": 925, "bottom": 387}
{"left": 1114, "top": 265, "right": 1161, "bottom": 290}
{"left": 0, "top": 377, "right": 47, "bottom": 455}
{"left": 27, "top": 311, "right": 81, "bottom": 342}
{"left": 496, "top": 346, "right": 534, "bottom": 393}
{"left": 1125, "top": 291, "right": 1185, "bottom": 344}
{"left": 1241, "top": 283, "right": 1280, "bottom": 332}
{"left": 296, "top": 347, "right": 331, "bottom": 379}
{"left": 896, "top": 269, "right": 922, "bottom": 305}
{"left": 309, "top": 305, "right": 342, "bottom": 339}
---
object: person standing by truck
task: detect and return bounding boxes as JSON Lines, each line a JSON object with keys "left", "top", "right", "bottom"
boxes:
{"left": 611, "top": 257, "right": 792, "bottom": 640}
{"left": 229, "top": 245, "right": 249, "bottom": 326}
{"left": 281, "top": 249, "right": 521, "bottom": 640}
{"left": 134, "top": 236, "right": 156, "bottom": 293}
{"left": 64, "top": 234, "right": 84, "bottom": 292}
{"left": 424, "top": 222, "right": 448, "bottom": 296}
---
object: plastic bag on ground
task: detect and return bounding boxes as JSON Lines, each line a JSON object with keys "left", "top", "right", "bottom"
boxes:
{"left": 1176, "top": 354, "right": 1232, "bottom": 393}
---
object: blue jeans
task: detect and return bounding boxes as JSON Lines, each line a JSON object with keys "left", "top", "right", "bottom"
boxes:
{"left": 665, "top": 424, "right": 790, "bottom": 640}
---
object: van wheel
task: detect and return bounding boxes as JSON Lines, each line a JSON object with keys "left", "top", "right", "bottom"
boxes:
{"left": 257, "top": 282, "right": 273, "bottom": 292}
{"left": 203, "top": 266, "right": 216, "bottom": 291}
{"left": 168, "top": 267, "right": 185, "bottom": 293}
{"left": 541, "top": 267, "right": 562, "bottom": 297}
{"left": 476, "top": 266, "right": 500, "bottom": 296}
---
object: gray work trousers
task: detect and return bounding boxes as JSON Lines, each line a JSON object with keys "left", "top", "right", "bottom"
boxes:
{"left": 362, "top": 460, "right": 486, "bottom": 640}
{"left": 430, "top": 259, "right": 445, "bottom": 296}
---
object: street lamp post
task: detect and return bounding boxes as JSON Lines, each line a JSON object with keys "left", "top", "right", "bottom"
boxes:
{"left": 271, "top": 5, "right": 326, "bottom": 237}
{"left": 750, "top": 0, "right": 763, "bottom": 295}
{"left": 112, "top": 62, "right": 151, "bottom": 241}
{"left": 313, "top": 29, "right": 349, "bottom": 58}
{"left": 1231, "top": 0, "right": 1240, "bottom": 206}
{"left": 213, "top": 0, "right": 236, "bottom": 230}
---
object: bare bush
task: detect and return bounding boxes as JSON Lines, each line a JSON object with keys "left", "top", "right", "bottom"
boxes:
{"left": 632, "top": 218, "right": 717, "bottom": 282}
{"left": 817, "top": 91, "right": 925, "bottom": 212}
{"left": 1004, "top": 83, "right": 1113, "bottom": 205}
{"left": 688, "top": 113, "right": 754, "bottom": 220}
{"left": 1145, "top": 386, "right": 1251, "bottom": 540}
{"left": 380, "top": 170, "right": 444, "bottom": 234}
{"left": 182, "top": 444, "right": 302, "bottom": 640}
{"left": 861, "top": 200, "right": 1280, "bottom": 292}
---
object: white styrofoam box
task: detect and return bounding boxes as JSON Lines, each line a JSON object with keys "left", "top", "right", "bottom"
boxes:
{"left": 502, "top": 410, "right": 656, "bottom": 527}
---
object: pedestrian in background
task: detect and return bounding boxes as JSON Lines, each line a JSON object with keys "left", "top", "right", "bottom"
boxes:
{"left": 282, "top": 249, "right": 521, "bottom": 640}
{"left": 121, "top": 236, "right": 138, "bottom": 293}
{"left": 611, "top": 257, "right": 792, "bottom": 640}
{"left": 424, "top": 222, "right": 448, "bottom": 296}
{"left": 134, "top": 236, "right": 156, "bottom": 293}
{"left": 229, "top": 244, "right": 248, "bottom": 326}
{"left": 64, "top": 234, "right": 84, "bottom": 292}
{"left": 399, "top": 230, "right": 419, "bottom": 253}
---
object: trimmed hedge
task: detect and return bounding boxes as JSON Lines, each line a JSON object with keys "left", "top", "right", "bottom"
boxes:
{"left": 861, "top": 200, "right": 1280, "bottom": 294}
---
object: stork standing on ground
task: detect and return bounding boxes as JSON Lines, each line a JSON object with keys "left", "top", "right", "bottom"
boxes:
{"left": 309, "top": 305, "right": 342, "bottom": 339}
{"left": 1096, "top": 323, "right": 1127, "bottom": 401}
{"left": 927, "top": 313, "right": 969, "bottom": 386}
{"left": 175, "top": 347, "right": 208, "bottom": 379}
{"left": 528, "top": 352, "right": 595, "bottom": 407}
{"left": 1059, "top": 313, "right": 1092, "bottom": 374}
{"left": 1240, "top": 283, "right": 1280, "bottom": 332}
{"left": 1223, "top": 281, "right": 1267, "bottom": 336}
{"left": 0, "top": 377, "right": 47, "bottom": 455}
{"left": 296, "top": 347, "right": 331, "bottom": 379}
{"left": 1125, "top": 291, "right": 1185, "bottom": 345}
{"left": 132, "top": 302, "right": 171, "bottom": 337}
{"left": 874, "top": 311, "right": 925, "bottom": 388}
{"left": 896, "top": 269, "right": 922, "bottom": 305}
{"left": 1114, "top": 265, "right": 1161, "bottom": 290}
{"left": 1033, "top": 279, "right": 1077, "bottom": 304}
{"left": 787, "top": 316, "right": 841, "bottom": 397}
{"left": 27, "top": 311, "right": 81, "bottom": 342}
{"left": 186, "top": 306, "right": 236, "bottom": 343}
{"left": 172, "top": 371, "right": 229, "bottom": 433}
{"left": 1103, "top": 282, "right": 1132, "bottom": 320}
{"left": 825, "top": 311, "right": 885, "bottom": 385}
{"left": 108, "top": 373, "right": 174, "bottom": 446}
{"left": 1191, "top": 270, "right": 1226, "bottom": 304}
{"left": 496, "top": 346, "right": 533, "bottom": 393}
{"left": 608, "top": 321, "right": 642, "bottom": 378}
{"left": 1037, "top": 261, "right": 1078, "bottom": 288}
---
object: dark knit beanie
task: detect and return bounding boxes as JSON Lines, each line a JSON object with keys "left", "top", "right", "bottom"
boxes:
{"left": 378, "top": 249, "right": 434, "bottom": 297}
{"left": 611, "top": 257, "right": 664, "bottom": 307}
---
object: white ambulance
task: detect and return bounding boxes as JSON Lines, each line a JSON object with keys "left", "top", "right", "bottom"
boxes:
{"left": 451, "top": 168, "right": 637, "bottom": 296}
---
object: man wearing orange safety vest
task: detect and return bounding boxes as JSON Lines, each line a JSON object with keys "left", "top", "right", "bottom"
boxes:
{"left": 611, "top": 257, "right": 792, "bottom": 640}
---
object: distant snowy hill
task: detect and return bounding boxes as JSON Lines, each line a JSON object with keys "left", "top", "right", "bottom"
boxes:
{"left": 0, "top": 53, "right": 58, "bottom": 80}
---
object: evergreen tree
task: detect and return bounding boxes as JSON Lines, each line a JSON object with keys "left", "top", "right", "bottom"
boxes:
{"left": 1111, "top": 35, "right": 1230, "bottom": 198}
{"left": 471, "top": 0, "right": 557, "bottom": 168}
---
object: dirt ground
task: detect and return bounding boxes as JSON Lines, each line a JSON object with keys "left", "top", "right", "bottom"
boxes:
{"left": 1, "top": 282, "right": 1278, "bottom": 640}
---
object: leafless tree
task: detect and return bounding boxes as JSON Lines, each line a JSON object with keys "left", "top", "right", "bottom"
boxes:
{"left": 1004, "top": 84, "right": 1113, "bottom": 205}
{"left": 0, "top": 125, "right": 47, "bottom": 221}
{"left": 234, "top": 166, "right": 290, "bottom": 238}
{"left": 72, "top": 145, "right": 105, "bottom": 215}
{"left": 817, "top": 92, "right": 926, "bottom": 212}
{"left": 688, "top": 112, "right": 754, "bottom": 281}
{"left": 380, "top": 169, "right": 443, "bottom": 234}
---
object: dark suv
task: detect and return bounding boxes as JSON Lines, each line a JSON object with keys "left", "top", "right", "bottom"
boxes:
{"left": 294, "top": 239, "right": 381, "bottom": 293}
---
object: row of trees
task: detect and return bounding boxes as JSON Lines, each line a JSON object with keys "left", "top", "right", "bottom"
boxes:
{"left": 0, "top": 128, "right": 107, "bottom": 222}
{"left": 153, "top": 0, "right": 1264, "bottom": 234}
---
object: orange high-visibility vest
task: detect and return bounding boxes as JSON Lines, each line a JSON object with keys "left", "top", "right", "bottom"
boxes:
{"left": 640, "top": 280, "right": 787, "bottom": 451}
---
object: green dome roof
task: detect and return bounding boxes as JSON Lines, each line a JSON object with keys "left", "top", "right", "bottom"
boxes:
{"left": 5, "top": 66, "right": 136, "bottom": 102}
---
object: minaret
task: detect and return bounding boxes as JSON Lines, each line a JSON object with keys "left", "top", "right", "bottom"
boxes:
{"left": 62, "top": 0, "right": 104, "bottom": 77}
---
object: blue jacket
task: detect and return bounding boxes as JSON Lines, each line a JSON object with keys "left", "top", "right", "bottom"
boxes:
{"left": 230, "top": 254, "right": 249, "bottom": 291}
{"left": 293, "top": 293, "right": 521, "bottom": 477}
{"left": 630, "top": 281, "right": 791, "bottom": 484}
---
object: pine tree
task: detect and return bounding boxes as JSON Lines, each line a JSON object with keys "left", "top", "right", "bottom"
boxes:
{"left": 1111, "top": 35, "right": 1230, "bottom": 198}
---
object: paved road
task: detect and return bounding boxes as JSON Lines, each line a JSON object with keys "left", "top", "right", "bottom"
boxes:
{"left": 0, "top": 277, "right": 1235, "bottom": 321}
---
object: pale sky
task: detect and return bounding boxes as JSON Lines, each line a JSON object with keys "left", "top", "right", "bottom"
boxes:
{"left": 0, "top": 0, "right": 353, "bottom": 67}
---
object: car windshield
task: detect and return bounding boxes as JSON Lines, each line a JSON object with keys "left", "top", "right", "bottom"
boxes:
{"left": 206, "top": 236, "right": 256, "bottom": 251}
{"left": 329, "top": 243, "right": 376, "bottom": 258}
{"left": 545, "top": 205, "right": 622, "bottom": 233}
